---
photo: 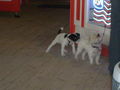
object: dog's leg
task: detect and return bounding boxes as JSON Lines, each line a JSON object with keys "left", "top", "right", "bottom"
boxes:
{"left": 46, "top": 39, "right": 57, "bottom": 53}
{"left": 95, "top": 51, "right": 101, "bottom": 65}
{"left": 88, "top": 51, "right": 94, "bottom": 64}
{"left": 72, "top": 43, "right": 75, "bottom": 55}
{"left": 75, "top": 46, "right": 82, "bottom": 60}
{"left": 82, "top": 50, "right": 86, "bottom": 60}
{"left": 61, "top": 43, "right": 66, "bottom": 56}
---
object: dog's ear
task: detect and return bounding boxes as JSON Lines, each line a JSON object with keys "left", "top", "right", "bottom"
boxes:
{"left": 97, "top": 33, "right": 100, "bottom": 37}
{"left": 75, "top": 33, "right": 80, "bottom": 37}
{"left": 68, "top": 33, "right": 80, "bottom": 42}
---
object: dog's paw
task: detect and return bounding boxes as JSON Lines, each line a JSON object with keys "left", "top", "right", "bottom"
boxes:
{"left": 45, "top": 49, "right": 49, "bottom": 53}
{"left": 61, "top": 53, "right": 65, "bottom": 57}
{"left": 75, "top": 56, "right": 79, "bottom": 61}
{"left": 82, "top": 57, "right": 85, "bottom": 60}
{"left": 95, "top": 59, "right": 101, "bottom": 65}
{"left": 73, "top": 51, "right": 76, "bottom": 55}
{"left": 90, "top": 62, "right": 93, "bottom": 65}
{"left": 75, "top": 58, "right": 79, "bottom": 62}
{"left": 96, "top": 62, "right": 101, "bottom": 65}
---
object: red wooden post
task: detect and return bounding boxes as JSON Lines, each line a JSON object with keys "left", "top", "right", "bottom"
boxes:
{"left": 76, "top": 0, "right": 80, "bottom": 20}
{"left": 81, "top": 0, "right": 85, "bottom": 27}
{"left": 70, "top": 0, "right": 75, "bottom": 33}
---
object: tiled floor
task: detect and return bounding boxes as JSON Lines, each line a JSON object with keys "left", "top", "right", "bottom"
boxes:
{"left": 0, "top": 6, "right": 112, "bottom": 90}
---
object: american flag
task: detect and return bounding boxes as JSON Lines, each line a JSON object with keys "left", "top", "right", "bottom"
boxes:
{"left": 93, "top": 0, "right": 111, "bottom": 27}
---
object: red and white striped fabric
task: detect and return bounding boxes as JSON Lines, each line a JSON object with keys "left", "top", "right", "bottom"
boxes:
{"left": 93, "top": 0, "right": 111, "bottom": 27}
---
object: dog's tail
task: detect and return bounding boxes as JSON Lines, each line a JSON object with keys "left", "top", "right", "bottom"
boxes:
{"left": 57, "top": 27, "right": 64, "bottom": 34}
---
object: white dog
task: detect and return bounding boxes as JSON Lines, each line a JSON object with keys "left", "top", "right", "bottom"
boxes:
{"left": 46, "top": 27, "right": 80, "bottom": 56}
{"left": 75, "top": 33, "right": 102, "bottom": 65}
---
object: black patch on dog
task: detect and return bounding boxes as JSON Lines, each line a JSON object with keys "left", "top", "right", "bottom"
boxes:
{"left": 68, "top": 33, "right": 80, "bottom": 42}
{"left": 75, "top": 33, "right": 80, "bottom": 37}
{"left": 64, "top": 34, "right": 68, "bottom": 38}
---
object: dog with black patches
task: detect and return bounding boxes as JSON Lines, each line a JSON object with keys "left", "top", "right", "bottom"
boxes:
{"left": 46, "top": 27, "right": 80, "bottom": 56}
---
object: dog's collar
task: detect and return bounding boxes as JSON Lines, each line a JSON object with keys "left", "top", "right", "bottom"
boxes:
{"left": 92, "top": 43, "right": 101, "bottom": 51}
{"left": 92, "top": 45, "right": 101, "bottom": 51}
{"left": 92, "top": 45, "right": 99, "bottom": 49}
